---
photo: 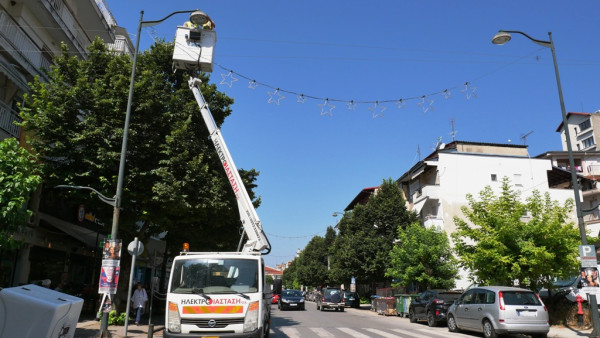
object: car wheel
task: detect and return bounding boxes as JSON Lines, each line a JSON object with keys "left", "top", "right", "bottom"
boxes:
{"left": 447, "top": 314, "right": 460, "bottom": 333}
{"left": 409, "top": 310, "right": 417, "bottom": 323}
{"left": 426, "top": 310, "right": 437, "bottom": 327}
{"left": 483, "top": 319, "right": 497, "bottom": 338}
{"left": 316, "top": 304, "right": 320, "bottom": 310}
{"left": 340, "top": 307, "right": 344, "bottom": 312}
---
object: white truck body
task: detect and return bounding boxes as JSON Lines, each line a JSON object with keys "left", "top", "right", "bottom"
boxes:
{"left": 164, "top": 252, "right": 270, "bottom": 337}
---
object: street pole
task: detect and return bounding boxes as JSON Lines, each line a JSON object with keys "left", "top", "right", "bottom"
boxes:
{"left": 112, "top": 11, "right": 144, "bottom": 241}
{"left": 493, "top": 29, "right": 600, "bottom": 337}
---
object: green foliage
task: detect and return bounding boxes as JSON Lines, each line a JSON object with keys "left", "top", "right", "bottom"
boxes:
{"left": 292, "top": 226, "right": 337, "bottom": 288}
{"left": 330, "top": 178, "right": 416, "bottom": 287}
{"left": 19, "top": 39, "right": 257, "bottom": 254}
{"left": 109, "top": 310, "right": 126, "bottom": 326}
{"left": 386, "top": 222, "right": 458, "bottom": 291}
{"left": 0, "top": 137, "right": 41, "bottom": 249}
{"left": 452, "top": 177, "right": 581, "bottom": 291}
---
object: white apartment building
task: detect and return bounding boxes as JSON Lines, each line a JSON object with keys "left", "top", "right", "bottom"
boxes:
{"left": 0, "top": 0, "right": 133, "bottom": 141}
{"left": 397, "top": 141, "right": 585, "bottom": 289}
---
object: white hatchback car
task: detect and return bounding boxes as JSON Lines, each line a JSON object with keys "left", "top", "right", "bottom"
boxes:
{"left": 447, "top": 286, "right": 549, "bottom": 338}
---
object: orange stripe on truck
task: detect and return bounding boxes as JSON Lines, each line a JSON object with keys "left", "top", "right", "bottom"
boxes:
{"left": 182, "top": 306, "right": 244, "bottom": 314}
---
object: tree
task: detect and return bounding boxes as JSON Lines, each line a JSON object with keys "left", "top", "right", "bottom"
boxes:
{"left": 386, "top": 222, "right": 458, "bottom": 292}
{"left": 295, "top": 226, "right": 337, "bottom": 288}
{"left": 330, "top": 178, "right": 416, "bottom": 290}
{"left": 19, "top": 39, "right": 259, "bottom": 254}
{"left": 0, "top": 137, "right": 41, "bottom": 249}
{"left": 452, "top": 177, "right": 582, "bottom": 291}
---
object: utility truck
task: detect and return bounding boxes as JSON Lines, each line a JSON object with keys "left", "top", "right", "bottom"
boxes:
{"left": 165, "top": 11, "right": 272, "bottom": 338}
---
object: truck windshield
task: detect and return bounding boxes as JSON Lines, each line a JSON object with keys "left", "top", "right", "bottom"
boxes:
{"left": 170, "top": 258, "right": 259, "bottom": 294}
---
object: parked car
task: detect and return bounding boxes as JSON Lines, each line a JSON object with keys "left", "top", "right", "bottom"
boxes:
{"left": 271, "top": 293, "right": 280, "bottom": 304}
{"left": 343, "top": 291, "right": 360, "bottom": 308}
{"left": 278, "top": 289, "right": 305, "bottom": 310}
{"left": 316, "top": 287, "right": 344, "bottom": 311}
{"left": 447, "top": 286, "right": 550, "bottom": 338}
{"left": 409, "top": 289, "right": 462, "bottom": 327}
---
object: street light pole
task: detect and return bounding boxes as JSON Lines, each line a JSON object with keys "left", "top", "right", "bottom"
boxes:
{"left": 493, "top": 30, "right": 599, "bottom": 336}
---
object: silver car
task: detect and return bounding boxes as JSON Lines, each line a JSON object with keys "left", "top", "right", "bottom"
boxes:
{"left": 447, "top": 286, "right": 549, "bottom": 338}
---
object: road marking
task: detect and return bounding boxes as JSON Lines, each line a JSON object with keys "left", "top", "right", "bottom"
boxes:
{"left": 279, "top": 327, "right": 301, "bottom": 338}
{"left": 309, "top": 327, "right": 336, "bottom": 337}
{"left": 391, "top": 328, "right": 436, "bottom": 338}
{"left": 415, "top": 328, "right": 473, "bottom": 337}
{"left": 337, "top": 327, "right": 372, "bottom": 338}
{"left": 366, "top": 328, "right": 405, "bottom": 337}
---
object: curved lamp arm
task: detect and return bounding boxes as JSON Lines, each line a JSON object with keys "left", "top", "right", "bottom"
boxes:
{"left": 55, "top": 185, "right": 116, "bottom": 207}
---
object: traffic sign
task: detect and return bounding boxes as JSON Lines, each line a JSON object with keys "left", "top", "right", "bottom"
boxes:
{"left": 579, "top": 245, "right": 597, "bottom": 267}
{"left": 128, "top": 240, "right": 144, "bottom": 256}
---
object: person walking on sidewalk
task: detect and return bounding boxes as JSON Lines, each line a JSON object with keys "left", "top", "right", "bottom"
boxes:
{"left": 131, "top": 283, "right": 148, "bottom": 325}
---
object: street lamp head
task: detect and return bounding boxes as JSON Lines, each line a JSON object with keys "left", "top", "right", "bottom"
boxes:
{"left": 190, "top": 10, "right": 210, "bottom": 26}
{"left": 492, "top": 31, "right": 511, "bottom": 45}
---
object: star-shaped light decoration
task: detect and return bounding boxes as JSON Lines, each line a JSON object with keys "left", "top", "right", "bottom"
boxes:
{"left": 443, "top": 89, "right": 451, "bottom": 99}
{"left": 318, "top": 99, "right": 335, "bottom": 116}
{"left": 417, "top": 96, "right": 434, "bottom": 113}
{"left": 297, "top": 94, "right": 306, "bottom": 103}
{"left": 346, "top": 100, "right": 357, "bottom": 110}
{"left": 368, "top": 101, "right": 386, "bottom": 119}
{"left": 248, "top": 80, "right": 258, "bottom": 89}
{"left": 461, "top": 82, "right": 477, "bottom": 100}
{"left": 220, "top": 71, "right": 238, "bottom": 88}
{"left": 267, "top": 89, "right": 285, "bottom": 105}
{"left": 396, "top": 99, "right": 405, "bottom": 109}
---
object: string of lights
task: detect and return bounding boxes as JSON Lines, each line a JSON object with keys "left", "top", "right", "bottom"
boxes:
{"left": 214, "top": 62, "right": 477, "bottom": 118}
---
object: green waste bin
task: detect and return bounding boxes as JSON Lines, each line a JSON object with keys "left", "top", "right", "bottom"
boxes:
{"left": 394, "top": 294, "right": 418, "bottom": 317}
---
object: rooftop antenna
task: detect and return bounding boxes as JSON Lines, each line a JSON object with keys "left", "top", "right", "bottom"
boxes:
{"left": 417, "top": 145, "right": 421, "bottom": 161}
{"left": 520, "top": 130, "right": 534, "bottom": 145}
{"left": 450, "top": 118, "right": 457, "bottom": 141}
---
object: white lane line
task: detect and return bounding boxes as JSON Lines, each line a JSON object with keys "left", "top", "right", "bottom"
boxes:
{"left": 279, "top": 327, "right": 301, "bottom": 338}
{"left": 366, "top": 328, "right": 407, "bottom": 337}
{"left": 309, "top": 327, "right": 336, "bottom": 337}
{"left": 337, "top": 327, "right": 372, "bottom": 338}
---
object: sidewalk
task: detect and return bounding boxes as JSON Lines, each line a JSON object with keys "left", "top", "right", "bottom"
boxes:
{"left": 75, "top": 314, "right": 164, "bottom": 338}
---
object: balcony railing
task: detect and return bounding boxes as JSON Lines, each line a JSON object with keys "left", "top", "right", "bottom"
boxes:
{"left": 0, "top": 10, "right": 49, "bottom": 80}
{"left": 42, "top": 0, "right": 88, "bottom": 56}
{"left": 0, "top": 101, "right": 21, "bottom": 139}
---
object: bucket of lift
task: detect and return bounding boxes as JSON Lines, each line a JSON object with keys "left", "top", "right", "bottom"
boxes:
{"left": 173, "top": 26, "right": 216, "bottom": 73}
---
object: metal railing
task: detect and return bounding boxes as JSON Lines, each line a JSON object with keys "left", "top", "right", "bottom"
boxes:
{"left": 0, "top": 101, "right": 21, "bottom": 138}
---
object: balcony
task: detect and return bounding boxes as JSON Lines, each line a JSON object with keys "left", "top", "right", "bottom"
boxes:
{"left": 0, "top": 101, "right": 21, "bottom": 139}
{"left": 423, "top": 215, "right": 444, "bottom": 229}
{"left": 412, "top": 184, "right": 440, "bottom": 204}
{"left": 0, "top": 10, "right": 50, "bottom": 80}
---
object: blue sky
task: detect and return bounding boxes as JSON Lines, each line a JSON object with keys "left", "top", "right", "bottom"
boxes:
{"left": 105, "top": 1, "right": 600, "bottom": 268}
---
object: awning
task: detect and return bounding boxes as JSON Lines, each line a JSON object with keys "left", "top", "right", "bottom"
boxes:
{"left": 39, "top": 212, "right": 106, "bottom": 247}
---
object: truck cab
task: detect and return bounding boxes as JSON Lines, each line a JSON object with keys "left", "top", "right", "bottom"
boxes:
{"left": 165, "top": 251, "right": 270, "bottom": 337}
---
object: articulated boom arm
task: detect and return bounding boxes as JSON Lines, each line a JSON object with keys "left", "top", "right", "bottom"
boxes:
{"left": 188, "top": 77, "right": 271, "bottom": 254}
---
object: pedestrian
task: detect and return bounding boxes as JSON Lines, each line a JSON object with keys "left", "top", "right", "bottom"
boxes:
{"left": 131, "top": 283, "right": 148, "bottom": 325}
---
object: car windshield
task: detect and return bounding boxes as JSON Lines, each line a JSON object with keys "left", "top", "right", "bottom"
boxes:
{"left": 502, "top": 291, "right": 541, "bottom": 306}
{"left": 438, "top": 292, "right": 462, "bottom": 302}
{"left": 170, "top": 258, "right": 259, "bottom": 294}
{"left": 282, "top": 290, "right": 302, "bottom": 297}
{"left": 552, "top": 276, "right": 578, "bottom": 287}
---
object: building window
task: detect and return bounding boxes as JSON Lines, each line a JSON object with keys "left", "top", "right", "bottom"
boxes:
{"left": 491, "top": 174, "right": 497, "bottom": 182}
{"left": 514, "top": 174, "right": 522, "bottom": 187}
{"left": 583, "top": 136, "right": 595, "bottom": 149}
{"left": 579, "top": 119, "right": 591, "bottom": 132}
